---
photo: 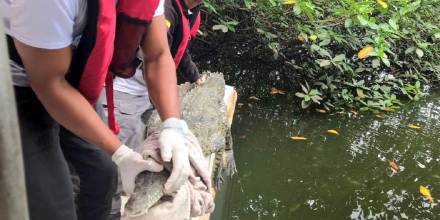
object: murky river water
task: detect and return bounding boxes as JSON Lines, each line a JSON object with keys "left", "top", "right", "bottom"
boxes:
{"left": 211, "top": 92, "right": 440, "bottom": 220}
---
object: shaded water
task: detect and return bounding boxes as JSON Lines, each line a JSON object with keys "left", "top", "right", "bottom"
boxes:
{"left": 212, "top": 93, "right": 440, "bottom": 220}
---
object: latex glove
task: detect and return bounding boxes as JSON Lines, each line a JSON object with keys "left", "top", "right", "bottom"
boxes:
{"left": 186, "top": 131, "right": 212, "bottom": 190}
{"left": 196, "top": 74, "right": 207, "bottom": 85}
{"left": 112, "top": 144, "right": 164, "bottom": 194}
{"left": 159, "top": 118, "right": 193, "bottom": 194}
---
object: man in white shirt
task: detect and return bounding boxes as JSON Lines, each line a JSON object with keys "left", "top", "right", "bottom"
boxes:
{"left": 2, "top": 0, "right": 198, "bottom": 219}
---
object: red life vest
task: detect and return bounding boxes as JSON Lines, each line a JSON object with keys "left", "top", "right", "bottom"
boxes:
{"left": 7, "top": 0, "right": 160, "bottom": 134}
{"left": 68, "top": 0, "right": 116, "bottom": 106}
{"left": 7, "top": 0, "right": 117, "bottom": 133}
{"left": 173, "top": 0, "right": 201, "bottom": 67}
{"left": 190, "top": 14, "right": 201, "bottom": 38}
{"left": 110, "top": 0, "right": 160, "bottom": 78}
{"left": 106, "top": 0, "right": 160, "bottom": 133}
{"left": 7, "top": 0, "right": 116, "bottom": 107}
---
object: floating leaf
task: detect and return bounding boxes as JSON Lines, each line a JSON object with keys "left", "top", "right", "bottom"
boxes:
{"left": 327, "top": 129, "right": 339, "bottom": 135}
{"left": 316, "top": 108, "right": 327, "bottom": 113}
{"left": 271, "top": 87, "right": 286, "bottom": 95}
{"left": 388, "top": 160, "right": 399, "bottom": 172}
{"left": 420, "top": 185, "right": 435, "bottom": 203}
{"left": 308, "top": 34, "right": 318, "bottom": 41}
{"left": 407, "top": 124, "right": 421, "bottom": 129}
{"left": 249, "top": 96, "right": 260, "bottom": 100}
{"left": 290, "top": 136, "right": 307, "bottom": 141}
{"left": 358, "top": 46, "right": 374, "bottom": 59}
{"left": 377, "top": 0, "right": 388, "bottom": 9}
{"left": 375, "top": 114, "right": 385, "bottom": 119}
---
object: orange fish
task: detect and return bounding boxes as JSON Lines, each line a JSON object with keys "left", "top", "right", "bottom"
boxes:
{"left": 388, "top": 160, "right": 399, "bottom": 172}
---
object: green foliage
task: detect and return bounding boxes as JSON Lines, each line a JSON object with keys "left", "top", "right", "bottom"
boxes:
{"left": 295, "top": 82, "right": 323, "bottom": 109}
{"left": 200, "top": 0, "right": 440, "bottom": 112}
{"left": 212, "top": 19, "right": 239, "bottom": 33}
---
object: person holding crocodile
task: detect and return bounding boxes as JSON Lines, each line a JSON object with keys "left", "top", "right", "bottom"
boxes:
{"left": 106, "top": 0, "right": 206, "bottom": 218}
{"left": 109, "top": 0, "right": 205, "bottom": 149}
{"left": 1, "top": 0, "right": 206, "bottom": 219}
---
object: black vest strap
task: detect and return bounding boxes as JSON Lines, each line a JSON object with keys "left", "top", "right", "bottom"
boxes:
{"left": 6, "top": 35, "right": 23, "bottom": 66}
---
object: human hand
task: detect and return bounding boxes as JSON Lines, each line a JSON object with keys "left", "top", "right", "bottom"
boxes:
{"left": 112, "top": 144, "right": 164, "bottom": 194}
{"left": 159, "top": 118, "right": 192, "bottom": 194}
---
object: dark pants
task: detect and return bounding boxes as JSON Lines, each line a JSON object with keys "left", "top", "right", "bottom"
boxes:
{"left": 60, "top": 127, "right": 117, "bottom": 220}
{"left": 15, "top": 86, "right": 117, "bottom": 220}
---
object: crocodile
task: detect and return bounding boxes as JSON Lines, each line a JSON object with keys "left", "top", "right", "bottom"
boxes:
{"left": 124, "top": 72, "right": 236, "bottom": 217}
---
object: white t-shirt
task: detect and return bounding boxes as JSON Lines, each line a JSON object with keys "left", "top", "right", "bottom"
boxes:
{"left": 2, "top": 0, "right": 164, "bottom": 87}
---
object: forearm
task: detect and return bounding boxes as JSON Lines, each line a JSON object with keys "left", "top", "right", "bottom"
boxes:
{"left": 142, "top": 15, "right": 180, "bottom": 121}
{"left": 31, "top": 79, "right": 121, "bottom": 154}
{"left": 144, "top": 50, "right": 180, "bottom": 120}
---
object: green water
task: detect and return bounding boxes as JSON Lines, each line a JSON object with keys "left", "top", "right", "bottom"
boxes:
{"left": 213, "top": 93, "right": 440, "bottom": 220}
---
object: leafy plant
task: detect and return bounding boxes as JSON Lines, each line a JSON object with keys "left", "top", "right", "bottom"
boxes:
{"left": 196, "top": 0, "right": 440, "bottom": 112}
{"left": 295, "top": 82, "right": 323, "bottom": 109}
{"left": 212, "top": 19, "right": 239, "bottom": 33}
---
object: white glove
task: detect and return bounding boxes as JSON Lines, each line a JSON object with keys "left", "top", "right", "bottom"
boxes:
{"left": 112, "top": 144, "right": 164, "bottom": 194}
{"left": 159, "top": 118, "right": 192, "bottom": 194}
